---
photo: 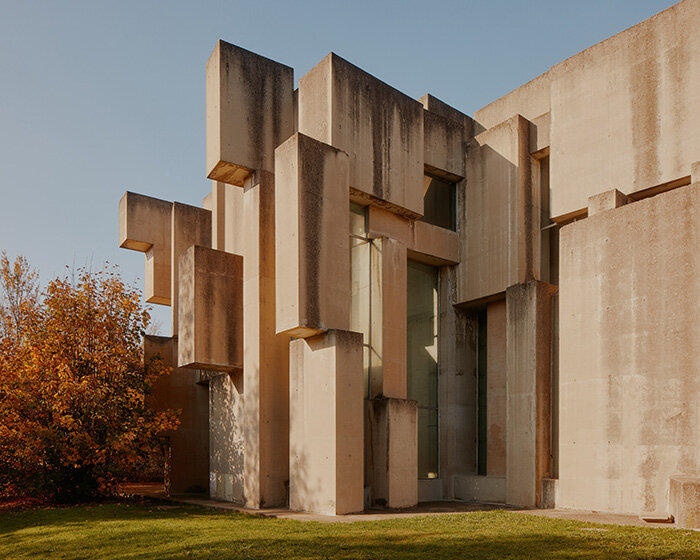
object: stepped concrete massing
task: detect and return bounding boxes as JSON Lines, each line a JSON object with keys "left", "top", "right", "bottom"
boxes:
{"left": 119, "top": 0, "right": 700, "bottom": 524}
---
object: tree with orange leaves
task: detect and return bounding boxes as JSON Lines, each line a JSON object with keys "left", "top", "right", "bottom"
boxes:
{"left": 0, "top": 253, "right": 178, "bottom": 502}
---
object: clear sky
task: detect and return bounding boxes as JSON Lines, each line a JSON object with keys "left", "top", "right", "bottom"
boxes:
{"left": 0, "top": 0, "right": 676, "bottom": 327}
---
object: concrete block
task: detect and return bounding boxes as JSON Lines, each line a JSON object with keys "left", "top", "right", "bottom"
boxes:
{"left": 364, "top": 397, "right": 418, "bottom": 508}
{"left": 298, "top": 53, "right": 424, "bottom": 217}
{"left": 420, "top": 94, "right": 468, "bottom": 180}
{"left": 171, "top": 203, "right": 211, "bottom": 335}
{"left": 459, "top": 115, "right": 538, "bottom": 303}
{"left": 587, "top": 189, "right": 629, "bottom": 216}
{"left": 408, "top": 220, "right": 459, "bottom": 266}
{"left": 367, "top": 205, "right": 409, "bottom": 244}
{"left": 144, "top": 335, "right": 209, "bottom": 494}
{"left": 453, "top": 475, "right": 506, "bottom": 503}
{"left": 541, "top": 478, "right": 558, "bottom": 509}
{"left": 274, "top": 132, "right": 350, "bottom": 337}
{"left": 206, "top": 41, "right": 294, "bottom": 185}
{"left": 692, "top": 161, "right": 700, "bottom": 184}
{"left": 119, "top": 192, "right": 172, "bottom": 305}
{"left": 370, "top": 237, "right": 407, "bottom": 399}
{"left": 506, "top": 280, "right": 557, "bottom": 507}
{"left": 178, "top": 246, "right": 243, "bottom": 372}
{"left": 669, "top": 476, "right": 700, "bottom": 529}
{"left": 209, "top": 372, "right": 245, "bottom": 503}
{"left": 289, "top": 330, "right": 364, "bottom": 515}
{"left": 529, "top": 112, "right": 550, "bottom": 156}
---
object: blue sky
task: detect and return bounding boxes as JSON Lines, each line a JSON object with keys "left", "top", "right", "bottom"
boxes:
{"left": 0, "top": 0, "right": 675, "bottom": 327}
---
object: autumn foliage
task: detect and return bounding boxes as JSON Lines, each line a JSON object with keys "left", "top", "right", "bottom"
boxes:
{"left": 0, "top": 254, "right": 178, "bottom": 502}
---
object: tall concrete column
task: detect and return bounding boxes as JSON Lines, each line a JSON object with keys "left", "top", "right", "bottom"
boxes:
{"left": 505, "top": 280, "right": 557, "bottom": 507}
{"left": 242, "top": 171, "right": 290, "bottom": 508}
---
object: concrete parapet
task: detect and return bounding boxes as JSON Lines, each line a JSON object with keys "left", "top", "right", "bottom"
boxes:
{"left": 144, "top": 335, "right": 209, "bottom": 494}
{"left": 206, "top": 40, "right": 294, "bottom": 185}
{"left": 408, "top": 220, "right": 459, "bottom": 266}
{"left": 274, "top": 132, "right": 350, "bottom": 337}
{"left": 289, "top": 330, "right": 364, "bottom": 515}
{"left": 178, "top": 245, "right": 243, "bottom": 372}
{"left": 298, "top": 53, "right": 424, "bottom": 217}
{"left": 669, "top": 476, "right": 700, "bottom": 529}
{"left": 364, "top": 397, "right": 418, "bottom": 508}
{"left": 119, "top": 191, "right": 172, "bottom": 305}
{"left": 587, "top": 189, "right": 629, "bottom": 216}
{"left": 506, "top": 280, "right": 557, "bottom": 507}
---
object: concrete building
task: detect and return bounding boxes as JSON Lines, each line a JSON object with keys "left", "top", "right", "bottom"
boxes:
{"left": 119, "top": 0, "right": 700, "bottom": 527}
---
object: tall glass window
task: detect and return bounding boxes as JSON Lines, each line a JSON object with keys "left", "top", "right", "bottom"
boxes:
{"left": 407, "top": 260, "right": 439, "bottom": 478}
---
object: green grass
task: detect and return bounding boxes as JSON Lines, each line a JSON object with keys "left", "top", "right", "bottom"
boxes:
{"left": 0, "top": 502, "right": 698, "bottom": 559}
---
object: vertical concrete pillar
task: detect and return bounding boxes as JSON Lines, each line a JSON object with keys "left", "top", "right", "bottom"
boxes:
{"left": 289, "top": 330, "right": 364, "bottom": 515}
{"left": 210, "top": 181, "right": 228, "bottom": 251}
{"left": 370, "top": 236, "right": 407, "bottom": 399}
{"left": 144, "top": 336, "right": 209, "bottom": 495}
{"left": 242, "top": 171, "right": 290, "bottom": 508}
{"left": 505, "top": 280, "right": 557, "bottom": 507}
{"left": 171, "top": 203, "right": 211, "bottom": 335}
{"left": 364, "top": 398, "right": 417, "bottom": 508}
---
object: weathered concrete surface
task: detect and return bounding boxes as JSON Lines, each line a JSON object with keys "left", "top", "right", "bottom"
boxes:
{"left": 119, "top": 192, "right": 172, "bottom": 305}
{"left": 453, "top": 475, "right": 506, "bottom": 504}
{"left": 274, "top": 133, "right": 350, "bottom": 337}
{"left": 144, "top": 336, "right": 209, "bottom": 495}
{"left": 209, "top": 372, "right": 245, "bottom": 503}
{"left": 289, "top": 330, "right": 364, "bottom": 515}
{"left": 206, "top": 41, "right": 294, "bottom": 186}
{"left": 369, "top": 237, "right": 407, "bottom": 399}
{"left": 669, "top": 476, "right": 700, "bottom": 529}
{"left": 438, "top": 267, "right": 477, "bottom": 500}
{"left": 476, "top": 1, "right": 700, "bottom": 220}
{"left": 408, "top": 220, "right": 459, "bottom": 266}
{"left": 559, "top": 182, "right": 700, "bottom": 515}
{"left": 459, "top": 115, "right": 539, "bottom": 304}
{"left": 170, "top": 203, "right": 211, "bottom": 335}
{"left": 487, "top": 300, "right": 506, "bottom": 477}
{"left": 298, "top": 53, "right": 424, "bottom": 217}
{"left": 364, "top": 397, "right": 418, "bottom": 508}
{"left": 178, "top": 245, "right": 242, "bottom": 372}
{"left": 587, "top": 189, "right": 629, "bottom": 216}
{"left": 506, "top": 281, "right": 556, "bottom": 507}
{"left": 419, "top": 94, "right": 470, "bottom": 180}
{"left": 242, "top": 171, "right": 290, "bottom": 508}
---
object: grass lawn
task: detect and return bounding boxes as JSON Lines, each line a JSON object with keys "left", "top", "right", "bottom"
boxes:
{"left": 0, "top": 501, "right": 698, "bottom": 559}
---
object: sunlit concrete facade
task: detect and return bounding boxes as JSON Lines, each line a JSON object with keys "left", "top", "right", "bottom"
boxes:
{"left": 119, "top": 0, "right": 700, "bottom": 527}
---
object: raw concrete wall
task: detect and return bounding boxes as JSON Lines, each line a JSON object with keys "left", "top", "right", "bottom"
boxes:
{"left": 506, "top": 281, "right": 556, "bottom": 507}
{"left": 559, "top": 182, "right": 700, "bottom": 514}
{"left": 298, "top": 53, "right": 424, "bottom": 217}
{"left": 209, "top": 373, "right": 245, "bottom": 503}
{"left": 178, "top": 245, "right": 243, "bottom": 372}
{"left": 289, "top": 330, "right": 364, "bottom": 515}
{"left": 364, "top": 397, "right": 418, "bottom": 508}
{"left": 486, "top": 300, "right": 506, "bottom": 477}
{"left": 474, "top": 0, "right": 700, "bottom": 220}
{"left": 119, "top": 192, "right": 172, "bottom": 305}
{"left": 144, "top": 336, "right": 209, "bottom": 494}
{"left": 458, "top": 115, "right": 538, "bottom": 303}
{"left": 274, "top": 133, "right": 350, "bottom": 337}
{"left": 206, "top": 40, "right": 294, "bottom": 186}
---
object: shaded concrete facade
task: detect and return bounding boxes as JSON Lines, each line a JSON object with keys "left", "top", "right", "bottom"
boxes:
{"left": 119, "top": 0, "right": 700, "bottom": 525}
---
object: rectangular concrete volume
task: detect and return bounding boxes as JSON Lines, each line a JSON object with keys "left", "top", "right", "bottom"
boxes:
{"left": 289, "top": 330, "right": 364, "bottom": 515}
{"left": 178, "top": 245, "right": 243, "bottom": 372}
{"left": 206, "top": 40, "right": 294, "bottom": 186}
{"left": 274, "top": 132, "right": 350, "bottom": 337}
